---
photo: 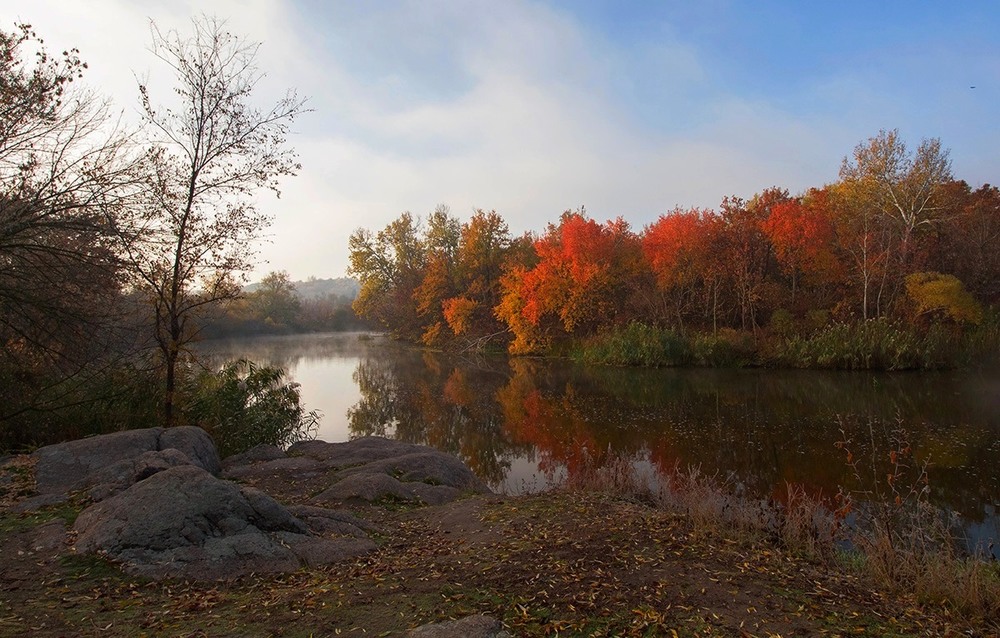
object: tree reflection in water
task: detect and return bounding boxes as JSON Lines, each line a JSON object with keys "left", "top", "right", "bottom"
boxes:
{"left": 207, "top": 334, "right": 999, "bottom": 550}
{"left": 348, "top": 344, "right": 999, "bottom": 535}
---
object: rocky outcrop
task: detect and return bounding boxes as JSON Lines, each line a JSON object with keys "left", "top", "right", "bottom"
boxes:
{"left": 73, "top": 465, "right": 374, "bottom": 580}
{"left": 32, "top": 426, "right": 220, "bottom": 497}
{"left": 224, "top": 436, "right": 490, "bottom": 506}
{"left": 21, "top": 428, "right": 488, "bottom": 581}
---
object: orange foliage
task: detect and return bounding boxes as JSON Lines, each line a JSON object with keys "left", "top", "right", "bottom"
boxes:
{"left": 495, "top": 211, "right": 643, "bottom": 352}
{"left": 763, "top": 191, "right": 840, "bottom": 286}
{"left": 442, "top": 296, "right": 478, "bottom": 335}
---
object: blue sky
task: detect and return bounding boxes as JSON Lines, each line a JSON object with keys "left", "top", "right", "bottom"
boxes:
{"left": 7, "top": 0, "right": 999, "bottom": 280}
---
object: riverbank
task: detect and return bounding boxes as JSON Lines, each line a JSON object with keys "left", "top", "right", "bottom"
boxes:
{"left": 2, "top": 468, "right": 995, "bottom": 636}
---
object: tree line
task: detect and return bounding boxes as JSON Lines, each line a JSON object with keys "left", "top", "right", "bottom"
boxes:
{"left": 349, "top": 130, "right": 999, "bottom": 360}
{"left": 198, "top": 272, "right": 371, "bottom": 338}
{"left": 1, "top": 19, "right": 311, "bottom": 450}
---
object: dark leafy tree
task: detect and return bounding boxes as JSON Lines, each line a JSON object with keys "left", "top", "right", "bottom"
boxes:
{"left": 0, "top": 24, "right": 145, "bottom": 432}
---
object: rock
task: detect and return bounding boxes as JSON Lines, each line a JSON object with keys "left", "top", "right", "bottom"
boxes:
{"left": 222, "top": 455, "right": 322, "bottom": 481}
{"left": 73, "top": 465, "right": 373, "bottom": 580}
{"left": 87, "top": 449, "right": 194, "bottom": 502}
{"left": 9, "top": 493, "right": 68, "bottom": 514}
{"left": 227, "top": 437, "right": 490, "bottom": 507}
{"left": 407, "top": 615, "right": 509, "bottom": 638}
{"left": 285, "top": 505, "right": 377, "bottom": 538}
{"left": 34, "top": 432, "right": 490, "bottom": 580}
{"left": 159, "top": 427, "right": 222, "bottom": 474}
{"left": 313, "top": 472, "right": 418, "bottom": 505}
{"left": 221, "top": 444, "right": 286, "bottom": 470}
{"left": 33, "top": 427, "right": 221, "bottom": 495}
{"left": 332, "top": 450, "right": 486, "bottom": 492}
{"left": 288, "top": 437, "right": 428, "bottom": 466}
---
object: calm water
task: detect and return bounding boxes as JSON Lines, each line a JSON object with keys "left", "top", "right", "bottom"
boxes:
{"left": 202, "top": 332, "right": 1000, "bottom": 550}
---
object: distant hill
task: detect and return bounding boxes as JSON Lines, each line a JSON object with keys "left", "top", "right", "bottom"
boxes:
{"left": 244, "top": 277, "right": 360, "bottom": 300}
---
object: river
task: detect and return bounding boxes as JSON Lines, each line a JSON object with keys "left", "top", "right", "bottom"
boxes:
{"left": 201, "top": 331, "right": 1000, "bottom": 554}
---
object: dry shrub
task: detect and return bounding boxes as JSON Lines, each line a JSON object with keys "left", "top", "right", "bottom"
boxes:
{"left": 562, "top": 452, "right": 836, "bottom": 559}
{"left": 557, "top": 437, "right": 1000, "bottom": 628}
{"left": 835, "top": 426, "right": 1000, "bottom": 625}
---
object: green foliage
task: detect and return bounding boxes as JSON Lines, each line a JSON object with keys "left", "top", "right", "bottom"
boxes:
{"left": 769, "top": 308, "right": 796, "bottom": 337}
{"left": 248, "top": 270, "right": 302, "bottom": 330}
{"left": 575, "top": 322, "right": 692, "bottom": 367}
{"left": 690, "top": 329, "right": 757, "bottom": 367}
{"left": 0, "top": 362, "right": 164, "bottom": 453}
{"left": 774, "top": 319, "right": 957, "bottom": 370}
{"left": 183, "top": 359, "right": 319, "bottom": 457}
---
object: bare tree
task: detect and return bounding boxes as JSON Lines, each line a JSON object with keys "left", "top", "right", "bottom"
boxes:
{"left": 838, "top": 130, "right": 952, "bottom": 315}
{"left": 120, "top": 17, "right": 308, "bottom": 425}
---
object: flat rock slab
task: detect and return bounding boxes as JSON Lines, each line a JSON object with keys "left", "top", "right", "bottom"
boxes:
{"left": 408, "top": 615, "right": 510, "bottom": 638}
{"left": 223, "top": 437, "right": 490, "bottom": 507}
{"left": 33, "top": 426, "right": 220, "bottom": 496}
{"left": 73, "top": 465, "right": 374, "bottom": 580}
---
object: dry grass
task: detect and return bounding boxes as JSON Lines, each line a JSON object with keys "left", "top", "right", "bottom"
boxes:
{"left": 558, "top": 447, "right": 1000, "bottom": 629}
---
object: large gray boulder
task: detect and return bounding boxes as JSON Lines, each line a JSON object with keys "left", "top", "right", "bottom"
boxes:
{"left": 73, "top": 465, "right": 374, "bottom": 580}
{"left": 33, "top": 426, "right": 221, "bottom": 496}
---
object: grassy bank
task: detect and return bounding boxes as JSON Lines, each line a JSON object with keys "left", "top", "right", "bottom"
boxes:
{"left": 574, "top": 315, "right": 1000, "bottom": 370}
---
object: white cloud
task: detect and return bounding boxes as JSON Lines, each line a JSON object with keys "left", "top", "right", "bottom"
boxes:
{"left": 8, "top": 0, "right": 995, "bottom": 281}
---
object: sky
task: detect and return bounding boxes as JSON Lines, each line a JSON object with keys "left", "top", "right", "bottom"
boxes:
{"left": 6, "top": 0, "right": 999, "bottom": 280}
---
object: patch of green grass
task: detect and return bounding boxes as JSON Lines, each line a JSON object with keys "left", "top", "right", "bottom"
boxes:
{"left": 57, "top": 553, "right": 125, "bottom": 581}
{"left": 0, "top": 500, "right": 83, "bottom": 535}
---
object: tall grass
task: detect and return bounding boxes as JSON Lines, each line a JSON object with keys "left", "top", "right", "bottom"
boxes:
{"left": 572, "top": 316, "right": 997, "bottom": 371}
{"left": 772, "top": 318, "right": 958, "bottom": 370}
{"left": 575, "top": 322, "right": 692, "bottom": 367}
{"left": 574, "top": 322, "right": 758, "bottom": 368}
{"left": 559, "top": 441, "right": 1000, "bottom": 628}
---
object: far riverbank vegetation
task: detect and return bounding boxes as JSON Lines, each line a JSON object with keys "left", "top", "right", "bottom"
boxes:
{"left": 349, "top": 130, "right": 1000, "bottom": 369}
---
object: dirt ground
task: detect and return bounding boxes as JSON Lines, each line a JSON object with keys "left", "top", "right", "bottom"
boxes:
{"left": 0, "top": 456, "right": 992, "bottom": 637}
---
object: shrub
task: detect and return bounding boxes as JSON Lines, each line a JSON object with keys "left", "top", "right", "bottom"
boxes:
{"left": 769, "top": 308, "right": 796, "bottom": 338}
{"left": 183, "top": 359, "right": 319, "bottom": 457}
{"left": 575, "top": 322, "right": 692, "bottom": 367}
{"left": 691, "top": 328, "right": 757, "bottom": 367}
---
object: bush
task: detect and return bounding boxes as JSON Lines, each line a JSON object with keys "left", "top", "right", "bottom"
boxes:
{"left": 183, "top": 359, "right": 319, "bottom": 457}
{"left": 691, "top": 329, "right": 757, "bottom": 367}
{"left": 774, "top": 318, "right": 959, "bottom": 370}
{"left": 0, "top": 362, "right": 164, "bottom": 453}
{"left": 575, "top": 322, "right": 691, "bottom": 367}
{"left": 769, "top": 308, "right": 796, "bottom": 338}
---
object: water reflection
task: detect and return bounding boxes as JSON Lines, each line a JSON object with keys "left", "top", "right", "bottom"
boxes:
{"left": 203, "top": 333, "right": 999, "bottom": 548}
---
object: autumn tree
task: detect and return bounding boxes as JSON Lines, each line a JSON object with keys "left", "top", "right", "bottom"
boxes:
{"left": 495, "top": 210, "right": 643, "bottom": 353}
{"left": 904, "top": 272, "right": 982, "bottom": 325}
{"left": 718, "top": 188, "right": 787, "bottom": 331}
{"left": 120, "top": 17, "right": 307, "bottom": 425}
{"left": 837, "top": 129, "right": 952, "bottom": 316}
{"left": 249, "top": 270, "right": 301, "bottom": 329}
{"left": 935, "top": 182, "right": 1000, "bottom": 305}
{"left": 413, "top": 206, "right": 459, "bottom": 344}
{"left": 348, "top": 212, "right": 426, "bottom": 338}
{"left": 642, "top": 208, "right": 715, "bottom": 330}
{"left": 762, "top": 188, "right": 840, "bottom": 307}
{"left": 443, "top": 209, "right": 512, "bottom": 346}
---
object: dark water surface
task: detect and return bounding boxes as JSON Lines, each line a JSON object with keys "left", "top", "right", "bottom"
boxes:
{"left": 202, "top": 332, "right": 1000, "bottom": 549}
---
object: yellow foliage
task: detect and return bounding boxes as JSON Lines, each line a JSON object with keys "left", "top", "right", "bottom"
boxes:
{"left": 904, "top": 272, "right": 982, "bottom": 325}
